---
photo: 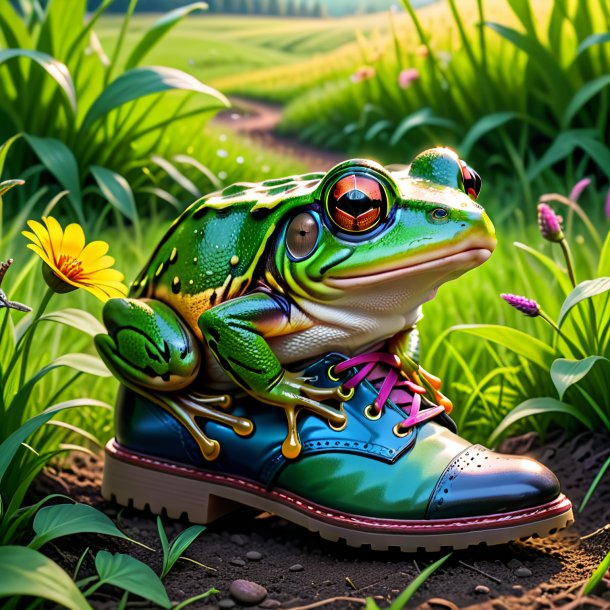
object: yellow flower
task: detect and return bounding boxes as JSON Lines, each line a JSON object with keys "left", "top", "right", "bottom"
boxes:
{"left": 22, "top": 216, "right": 128, "bottom": 302}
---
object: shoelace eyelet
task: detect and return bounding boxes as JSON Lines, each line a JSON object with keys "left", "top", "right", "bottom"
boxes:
{"left": 363, "top": 404, "right": 381, "bottom": 420}
{"left": 337, "top": 385, "right": 355, "bottom": 401}
{"left": 327, "top": 364, "right": 342, "bottom": 382}
{"left": 392, "top": 423, "right": 411, "bottom": 438}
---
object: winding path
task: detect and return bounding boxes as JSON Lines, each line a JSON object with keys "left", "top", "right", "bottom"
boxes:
{"left": 212, "top": 96, "right": 346, "bottom": 172}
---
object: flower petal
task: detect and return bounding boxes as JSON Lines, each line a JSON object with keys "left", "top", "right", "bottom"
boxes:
{"left": 78, "top": 240, "right": 110, "bottom": 266}
{"left": 83, "top": 268, "right": 125, "bottom": 282}
{"left": 61, "top": 223, "right": 86, "bottom": 258}
{"left": 83, "top": 255, "right": 116, "bottom": 273}
{"left": 26, "top": 243, "right": 55, "bottom": 268}
{"left": 26, "top": 220, "right": 53, "bottom": 256}
{"left": 42, "top": 216, "right": 65, "bottom": 261}
{"left": 22, "top": 230, "right": 43, "bottom": 249}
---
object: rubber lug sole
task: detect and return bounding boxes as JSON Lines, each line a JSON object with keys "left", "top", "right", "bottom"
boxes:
{"left": 102, "top": 440, "right": 574, "bottom": 552}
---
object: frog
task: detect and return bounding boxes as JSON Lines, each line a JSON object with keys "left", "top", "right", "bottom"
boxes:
{"left": 95, "top": 147, "right": 496, "bottom": 463}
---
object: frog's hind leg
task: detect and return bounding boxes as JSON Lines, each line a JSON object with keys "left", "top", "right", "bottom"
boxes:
{"left": 95, "top": 297, "right": 253, "bottom": 461}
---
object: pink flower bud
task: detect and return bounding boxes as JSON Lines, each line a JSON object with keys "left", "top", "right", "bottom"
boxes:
{"left": 398, "top": 68, "right": 420, "bottom": 89}
{"left": 569, "top": 178, "right": 591, "bottom": 202}
{"left": 501, "top": 293, "right": 540, "bottom": 317}
{"left": 537, "top": 203, "right": 564, "bottom": 242}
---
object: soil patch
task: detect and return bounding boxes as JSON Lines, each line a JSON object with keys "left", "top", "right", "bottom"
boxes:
{"left": 36, "top": 430, "right": 610, "bottom": 610}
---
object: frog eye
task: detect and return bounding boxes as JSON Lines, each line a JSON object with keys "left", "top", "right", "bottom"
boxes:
{"left": 286, "top": 212, "right": 320, "bottom": 260}
{"left": 459, "top": 160, "right": 481, "bottom": 200}
{"left": 325, "top": 173, "right": 387, "bottom": 234}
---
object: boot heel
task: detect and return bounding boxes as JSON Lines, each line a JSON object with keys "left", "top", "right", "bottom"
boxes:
{"left": 102, "top": 441, "right": 241, "bottom": 523}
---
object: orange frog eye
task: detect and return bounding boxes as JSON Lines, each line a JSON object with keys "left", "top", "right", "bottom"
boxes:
{"left": 326, "top": 174, "right": 386, "bottom": 233}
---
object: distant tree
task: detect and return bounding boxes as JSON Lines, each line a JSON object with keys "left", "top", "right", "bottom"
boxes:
{"left": 311, "top": 1, "right": 326, "bottom": 17}
{"left": 253, "top": 0, "right": 268, "bottom": 13}
{"left": 286, "top": 0, "right": 298, "bottom": 16}
{"left": 299, "top": 0, "right": 311, "bottom": 17}
{"left": 225, "top": 0, "right": 240, "bottom": 12}
{"left": 239, "top": 0, "right": 254, "bottom": 12}
{"left": 268, "top": 0, "right": 286, "bottom": 15}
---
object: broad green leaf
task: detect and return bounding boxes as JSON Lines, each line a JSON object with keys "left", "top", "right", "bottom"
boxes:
{"left": 490, "top": 397, "right": 594, "bottom": 444}
{"left": 551, "top": 356, "right": 609, "bottom": 399}
{"left": 0, "top": 546, "right": 91, "bottom": 610}
{"left": 29, "top": 503, "right": 128, "bottom": 550}
{"left": 584, "top": 549, "right": 610, "bottom": 595}
{"left": 578, "top": 137, "right": 610, "bottom": 181}
{"left": 0, "top": 49, "right": 76, "bottom": 112}
{"left": 460, "top": 112, "right": 518, "bottom": 157}
{"left": 0, "top": 400, "right": 110, "bottom": 484}
{"left": 577, "top": 33, "right": 610, "bottom": 57}
{"left": 562, "top": 75, "right": 610, "bottom": 128}
{"left": 125, "top": 3, "right": 207, "bottom": 70}
{"left": 558, "top": 278, "right": 610, "bottom": 326}
{"left": 81, "top": 67, "right": 229, "bottom": 131}
{"left": 162, "top": 521, "right": 206, "bottom": 578}
{"left": 389, "top": 108, "right": 456, "bottom": 146}
{"left": 0, "top": 179, "right": 24, "bottom": 197}
{"left": 23, "top": 134, "right": 82, "bottom": 210}
{"left": 52, "top": 353, "right": 111, "bottom": 377}
{"left": 451, "top": 324, "right": 555, "bottom": 368}
{"left": 90, "top": 165, "right": 137, "bottom": 221}
{"left": 527, "top": 129, "right": 596, "bottom": 180}
{"left": 40, "top": 308, "right": 106, "bottom": 337}
{"left": 0, "top": 134, "right": 22, "bottom": 176}
{"left": 95, "top": 551, "right": 171, "bottom": 609}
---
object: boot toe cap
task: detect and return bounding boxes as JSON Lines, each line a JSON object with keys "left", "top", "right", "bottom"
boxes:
{"left": 426, "top": 444, "right": 561, "bottom": 519}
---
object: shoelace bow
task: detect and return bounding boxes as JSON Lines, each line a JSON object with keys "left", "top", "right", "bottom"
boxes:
{"left": 333, "top": 351, "right": 446, "bottom": 430}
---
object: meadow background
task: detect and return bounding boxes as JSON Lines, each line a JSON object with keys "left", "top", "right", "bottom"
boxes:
{"left": 1, "top": 0, "right": 610, "bottom": 495}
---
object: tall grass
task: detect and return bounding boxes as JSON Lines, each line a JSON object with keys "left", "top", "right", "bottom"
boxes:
{"left": 278, "top": 0, "right": 610, "bottom": 201}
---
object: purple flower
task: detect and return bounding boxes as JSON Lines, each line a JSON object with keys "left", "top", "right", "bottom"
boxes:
{"left": 537, "top": 203, "right": 564, "bottom": 242}
{"left": 398, "top": 68, "right": 420, "bottom": 89}
{"left": 569, "top": 177, "right": 591, "bottom": 202}
{"left": 501, "top": 293, "right": 540, "bottom": 317}
{"left": 605, "top": 188, "right": 610, "bottom": 220}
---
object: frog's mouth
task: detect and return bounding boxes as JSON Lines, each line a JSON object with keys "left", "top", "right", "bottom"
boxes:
{"left": 325, "top": 239, "right": 494, "bottom": 289}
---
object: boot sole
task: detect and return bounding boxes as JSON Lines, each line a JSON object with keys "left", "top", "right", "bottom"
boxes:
{"left": 102, "top": 440, "right": 574, "bottom": 552}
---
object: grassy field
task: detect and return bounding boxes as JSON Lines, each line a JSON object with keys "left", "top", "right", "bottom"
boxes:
{"left": 96, "top": 12, "right": 395, "bottom": 82}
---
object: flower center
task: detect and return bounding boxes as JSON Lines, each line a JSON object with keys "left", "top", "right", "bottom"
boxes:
{"left": 57, "top": 254, "right": 84, "bottom": 281}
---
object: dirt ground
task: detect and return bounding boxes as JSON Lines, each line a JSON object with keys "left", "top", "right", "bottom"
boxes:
{"left": 37, "top": 430, "right": 610, "bottom": 610}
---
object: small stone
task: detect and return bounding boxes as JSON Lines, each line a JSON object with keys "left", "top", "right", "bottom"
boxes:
{"left": 511, "top": 585, "right": 524, "bottom": 597}
{"left": 507, "top": 558, "right": 522, "bottom": 569}
{"left": 230, "top": 534, "right": 248, "bottom": 546}
{"left": 246, "top": 551, "right": 262, "bottom": 561}
{"left": 474, "top": 585, "right": 490, "bottom": 594}
{"left": 218, "top": 600, "right": 236, "bottom": 609}
{"left": 229, "top": 579, "right": 268, "bottom": 605}
{"left": 515, "top": 566, "right": 532, "bottom": 578}
{"left": 289, "top": 564, "right": 304, "bottom": 572}
{"left": 260, "top": 600, "right": 281, "bottom": 608}
{"left": 230, "top": 558, "right": 246, "bottom": 567}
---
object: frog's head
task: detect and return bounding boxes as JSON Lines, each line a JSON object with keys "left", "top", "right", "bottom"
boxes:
{"left": 275, "top": 147, "right": 496, "bottom": 312}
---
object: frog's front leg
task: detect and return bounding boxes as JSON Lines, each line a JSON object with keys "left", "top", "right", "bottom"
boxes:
{"left": 198, "top": 292, "right": 347, "bottom": 459}
{"left": 95, "top": 298, "right": 253, "bottom": 460}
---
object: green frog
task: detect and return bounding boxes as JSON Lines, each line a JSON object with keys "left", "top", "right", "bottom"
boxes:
{"left": 95, "top": 147, "right": 495, "bottom": 462}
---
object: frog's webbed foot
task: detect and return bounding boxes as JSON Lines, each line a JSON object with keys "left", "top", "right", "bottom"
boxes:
{"left": 268, "top": 370, "right": 348, "bottom": 459}
{"left": 161, "top": 391, "right": 253, "bottom": 461}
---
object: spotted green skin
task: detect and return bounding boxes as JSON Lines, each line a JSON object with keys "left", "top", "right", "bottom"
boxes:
{"left": 95, "top": 147, "right": 496, "bottom": 460}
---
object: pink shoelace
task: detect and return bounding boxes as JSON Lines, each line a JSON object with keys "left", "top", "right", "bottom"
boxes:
{"left": 333, "top": 351, "right": 446, "bottom": 429}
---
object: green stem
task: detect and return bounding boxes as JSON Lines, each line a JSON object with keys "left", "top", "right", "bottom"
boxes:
{"left": 559, "top": 239, "right": 577, "bottom": 287}
{"left": 539, "top": 310, "right": 586, "bottom": 358}
{"left": 16, "top": 287, "right": 54, "bottom": 389}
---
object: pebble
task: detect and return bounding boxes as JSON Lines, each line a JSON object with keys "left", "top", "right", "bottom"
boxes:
{"left": 229, "top": 579, "right": 268, "bottom": 605}
{"left": 507, "top": 558, "right": 522, "bottom": 569}
{"left": 246, "top": 550, "right": 263, "bottom": 561}
{"left": 289, "top": 563, "right": 304, "bottom": 572}
{"left": 260, "top": 600, "right": 281, "bottom": 608}
{"left": 218, "top": 600, "right": 236, "bottom": 609}
{"left": 230, "top": 558, "right": 246, "bottom": 567}
{"left": 515, "top": 566, "right": 532, "bottom": 578}
{"left": 474, "top": 585, "right": 490, "bottom": 594}
{"left": 230, "top": 534, "right": 248, "bottom": 546}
